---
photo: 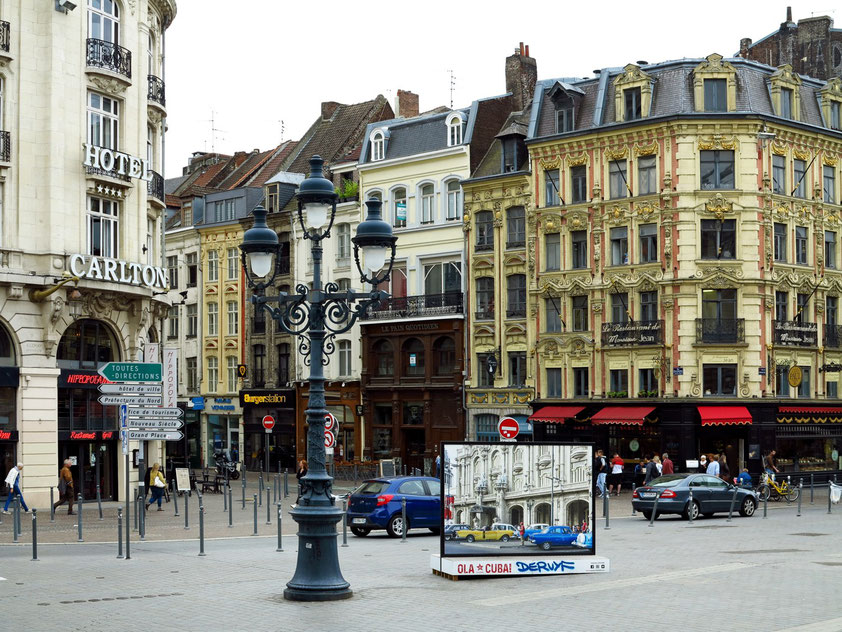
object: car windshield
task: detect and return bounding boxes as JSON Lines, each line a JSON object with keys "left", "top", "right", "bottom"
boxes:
{"left": 648, "top": 475, "right": 685, "bottom": 488}
{"left": 355, "top": 481, "right": 387, "bottom": 495}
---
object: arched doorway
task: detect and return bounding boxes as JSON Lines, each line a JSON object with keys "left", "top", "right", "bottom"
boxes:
{"left": 567, "top": 500, "right": 590, "bottom": 528}
{"left": 0, "top": 323, "right": 19, "bottom": 502}
{"left": 534, "top": 502, "right": 551, "bottom": 524}
{"left": 509, "top": 505, "right": 523, "bottom": 526}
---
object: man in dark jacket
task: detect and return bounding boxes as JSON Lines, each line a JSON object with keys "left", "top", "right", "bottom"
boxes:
{"left": 644, "top": 455, "right": 660, "bottom": 485}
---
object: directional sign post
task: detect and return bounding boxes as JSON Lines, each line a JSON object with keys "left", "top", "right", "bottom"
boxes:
{"left": 127, "top": 407, "right": 184, "bottom": 419}
{"left": 99, "top": 384, "right": 163, "bottom": 395}
{"left": 130, "top": 419, "right": 184, "bottom": 430}
{"left": 98, "top": 395, "right": 163, "bottom": 406}
{"left": 127, "top": 430, "right": 184, "bottom": 441}
{"left": 98, "top": 362, "right": 162, "bottom": 383}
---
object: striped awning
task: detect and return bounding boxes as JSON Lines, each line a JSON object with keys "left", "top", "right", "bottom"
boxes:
{"left": 527, "top": 406, "right": 585, "bottom": 424}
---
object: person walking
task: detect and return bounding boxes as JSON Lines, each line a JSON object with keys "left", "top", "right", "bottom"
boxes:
{"left": 594, "top": 450, "right": 609, "bottom": 498}
{"left": 608, "top": 453, "right": 624, "bottom": 496}
{"left": 718, "top": 454, "right": 731, "bottom": 481}
{"left": 146, "top": 463, "right": 167, "bottom": 511}
{"left": 661, "top": 453, "right": 674, "bottom": 475}
{"left": 644, "top": 455, "right": 660, "bottom": 485}
{"left": 652, "top": 454, "right": 662, "bottom": 474}
{"left": 3, "top": 462, "right": 28, "bottom": 514}
{"left": 706, "top": 453, "right": 720, "bottom": 477}
{"left": 53, "top": 459, "right": 76, "bottom": 515}
{"left": 698, "top": 455, "right": 708, "bottom": 473}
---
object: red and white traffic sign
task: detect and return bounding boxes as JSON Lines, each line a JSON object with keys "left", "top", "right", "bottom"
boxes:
{"left": 324, "top": 412, "right": 336, "bottom": 431}
{"left": 262, "top": 415, "right": 275, "bottom": 430}
{"left": 324, "top": 429, "right": 335, "bottom": 448}
{"left": 498, "top": 417, "right": 520, "bottom": 440}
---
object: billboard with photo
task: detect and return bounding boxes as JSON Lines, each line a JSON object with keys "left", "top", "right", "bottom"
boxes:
{"left": 441, "top": 441, "right": 595, "bottom": 558}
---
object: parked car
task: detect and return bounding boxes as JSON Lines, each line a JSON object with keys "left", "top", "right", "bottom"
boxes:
{"left": 522, "top": 523, "right": 550, "bottom": 539}
{"left": 346, "top": 476, "right": 441, "bottom": 538}
{"left": 455, "top": 523, "right": 518, "bottom": 543}
{"left": 444, "top": 523, "right": 470, "bottom": 540}
{"left": 528, "top": 526, "right": 578, "bottom": 550}
{"left": 632, "top": 473, "right": 758, "bottom": 520}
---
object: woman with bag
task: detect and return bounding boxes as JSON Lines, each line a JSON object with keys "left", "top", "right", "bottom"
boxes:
{"left": 146, "top": 463, "right": 167, "bottom": 511}
{"left": 53, "top": 459, "right": 75, "bottom": 515}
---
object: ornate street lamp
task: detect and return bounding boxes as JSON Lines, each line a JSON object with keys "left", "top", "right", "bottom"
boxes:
{"left": 240, "top": 155, "right": 396, "bottom": 601}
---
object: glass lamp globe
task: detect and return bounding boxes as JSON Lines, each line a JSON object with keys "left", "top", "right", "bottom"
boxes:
{"left": 363, "top": 245, "right": 387, "bottom": 272}
{"left": 304, "top": 202, "right": 329, "bottom": 229}
{"left": 249, "top": 251, "right": 273, "bottom": 278}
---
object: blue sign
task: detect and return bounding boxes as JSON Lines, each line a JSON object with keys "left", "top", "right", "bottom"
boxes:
{"left": 673, "top": 367, "right": 684, "bottom": 376}
{"left": 190, "top": 397, "right": 205, "bottom": 411}
{"left": 758, "top": 367, "right": 767, "bottom": 376}
{"left": 120, "top": 404, "right": 128, "bottom": 429}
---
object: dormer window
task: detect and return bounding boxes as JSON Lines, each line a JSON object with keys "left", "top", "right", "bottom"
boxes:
{"left": 502, "top": 138, "right": 518, "bottom": 172}
{"left": 624, "top": 88, "right": 641, "bottom": 121}
{"left": 446, "top": 112, "right": 464, "bottom": 147}
{"left": 548, "top": 82, "right": 583, "bottom": 132}
{"left": 371, "top": 130, "right": 385, "bottom": 161}
{"left": 820, "top": 79, "right": 842, "bottom": 131}
{"left": 780, "top": 88, "right": 793, "bottom": 119}
{"left": 613, "top": 64, "right": 653, "bottom": 123}
{"left": 692, "top": 54, "right": 737, "bottom": 113}
{"left": 769, "top": 64, "right": 802, "bottom": 121}
{"left": 556, "top": 105, "right": 574, "bottom": 132}
{"left": 704, "top": 79, "right": 727, "bottom": 112}
{"left": 832, "top": 102, "right": 841, "bottom": 130}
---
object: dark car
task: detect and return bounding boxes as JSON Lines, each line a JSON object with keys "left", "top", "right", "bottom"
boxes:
{"left": 346, "top": 476, "right": 441, "bottom": 538}
{"left": 444, "top": 523, "right": 469, "bottom": 540}
{"left": 632, "top": 473, "right": 758, "bottom": 520}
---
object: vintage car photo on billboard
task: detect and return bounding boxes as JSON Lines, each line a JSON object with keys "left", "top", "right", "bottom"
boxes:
{"left": 441, "top": 442, "right": 595, "bottom": 557}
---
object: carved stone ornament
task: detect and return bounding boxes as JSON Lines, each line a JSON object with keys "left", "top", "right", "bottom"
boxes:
{"left": 636, "top": 200, "right": 657, "bottom": 219}
{"left": 771, "top": 64, "right": 802, "bottom": 86}
{"left": 773, "top": 204, "right": 791, "bottom": 221}
{"left": 615, "top": 63, "right": 652, "bottom": 85}
{"left": 794, "top": 205, "right": 812, "bottom": 225}
{"left": 89, "top": 76, "right": 128, "bottom": 96}
{"left": 694, "top": 53, "right": 736, "bottom": 73}
{"left": 826, "top": 211, "right": 840, "bottom": 226}
{"left": 825, "top": 155, "right": 839, "bottom": 167}
{"left": 698, "top": 135, "right": 737, "bottom": 151}
{"left": 567, "top": 153, "right": 588, "bottom": 167}
{"left": 770, "top": 141, "right": 787, "bottom": 156}
{"left": 661, "top": 296, "right": 674, "bottom": 311}
{"left": 539, "top": 156, "right": 561, "bottom": 170}
{"left": 634, "top": 141, "right": 658, "bottom": 157}
{"left": 607, "top": 205, "right": 628, "bottom": 224}
{"left": 794, "top": 148, "right": 810, "bottom": 161}
{"left": 605, "top": 147, "right": 628, "bottom": 161}
{"left": 568, "top": 213, "right": 587, "bottom": 230}
{"left": 705, "top": 193, "right": 733, "bottom": 220}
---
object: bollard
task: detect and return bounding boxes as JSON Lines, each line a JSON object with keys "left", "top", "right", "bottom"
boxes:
{"left": 273, "top": 476, "right": 278, "bottom": 504}
{"left": 797, "top": 479, "right": 803, "bottom": 517}
{"left": 276, "top": 502, "right": 283, "bottom": 552}
{"left": 604, "top": 489, "right": 610, "bottom": 530}
{"left": 259, "top": 475, "right": 263, "bottom": 507}
{"left": 173, "top": 480, "right": 180, "bottom": 517}
{"left": 133, "top": 489, "right": 138, "bottom": 531}
{"left": 12, "top": 496, "right": 18, "bottom": 543}
{"left": 811, "top": 474, "right": 815, "bottom": 504}
{"left": 253, "top": 493, "right": 258, "bottom": 536}
{"left": 228, "top": 485, "right": 233, "bottom": 528}
{"left": 284, "top": 470, "right": 289, "bottom": 498}
{"left": 401, "top": 497, "right": 407, "bottom": 543}
{"left": 241, "top": 476, "right": 246, "bottom": 510}
{"left": 29, "top": 508, "right": 38, "bottom": 561}
{"left": 342, "top": 499, "right": 348, "bottom": 547}
{"left": 50, "top": 487, "right": 55, "bottom": 523}
{"left": 726, "top": 485, "right": 739, "bottom": 522}
{"left": 829, "top": 482, "right": 833, "bottom": 515}
{"left": 139, "top": 492, "right": 145, "bottom": 542}
{"left": 602, "top": 490, "right": 608, "bottom": 519}
{"left": 97, "top": 484, "right": 103, "bottom": 521}
{"left": 648, "top": 491, "right": 662, "bottom": 528}
{"left": 688, "top": 489, "right": 694, "bottom": 525}
{"left": 184, "top": 490, "right": 190, "bottom": 530}
{"left": 77, "top": 493, "right": 84, "bottom": 542}
{"left": 266, "top": 487, "right": 272, "bottom": 525}
{"left": 117, "top": 508, "right": 124, "bottom": 559}
{"left": 223, "top": 481, "right": 228, "bottom": 512}
{"left": 631, "top": 484, "right": 636, "bottom": 516}
{"left": 763, "top": 491, "right": 768, "bottom": 519}
{"left": 198, "top": 504, "right": 206, "bottom": 557}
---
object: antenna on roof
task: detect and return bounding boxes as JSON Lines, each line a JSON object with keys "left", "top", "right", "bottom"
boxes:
{"left": 206, "top": 109, "right": 226, "bottom": 161}
{"left": 278, "top": 119, "right": 285, "bottom": 142}
{"left": 447, "top": 69, "right": 456, "bottom": 109}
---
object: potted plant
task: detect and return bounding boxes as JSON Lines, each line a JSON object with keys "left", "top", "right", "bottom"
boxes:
{"left": 338, "top": 179, "right": 359, "bottom": 202}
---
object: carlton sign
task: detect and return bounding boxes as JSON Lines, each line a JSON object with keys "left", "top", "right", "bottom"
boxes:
{"left": 83, "top": 143, "right": 153, "bottom": 182}
{"left": 69, "top": 254, "right": 167, "bottom": 290}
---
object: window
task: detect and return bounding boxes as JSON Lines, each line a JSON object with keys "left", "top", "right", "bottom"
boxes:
{"left": 704, "top": 78, "right": 727, "bottom": 112}
{"left": 225, "top": 199, "right": 235, "bottom": 221}
{"left": 392, "top": 187, "right": 407, "bottom": 227}
{"left": 167, "top": 306, "right": 178, "bottom": 339}
{"left": 187, "top": 304, "right": 197, "bottom": 337}
{"left": 448, "top": 116, "right": 462, "bottom": 146}
{"left": 446, "top": 180, "right": 461, "bottom": 220}
{"left": 780, "top": 88, "right": 793, "bottom": 119}
{"left": 374, "top": 340, "right": 394, "bottom": 376}
{"left": 545, "top": 169, "right": 560, "bottom": 207}
{"left": 703, "top": 364, "right": 737, "bottom": 396}
{"left": 207, "top": 302, "right": 218, "bottom": 336}
{"left": 227, "top": 301, "right": 238, "bottom": 336}
{"left": 338, "top": 340, "right": 352, "bottom": 377}
{"left": 502, "top": 138, "right": 519, "bottom": 172}
{"left": 610, "top": 226, "right": 628, "bottom": 265}
{"left": 572, "top": 295, "right": 588, "bottom": 331}
{"left": 434, "top": 338, "right": 455, "bottom": 375}
{"left": 403, "top": 339, "right": 425, "bottom": 376}
{"left": 796, "top": 293, "right": 809, "bottom": 322}
{"left": 556, "top": 106, "right": 574, "bottom": 133}
{"left": 795, "top": 226, "right": 808, "bottom": 265}
{"left": 87, "top": 92, "right": 119, "bottom": 150}
{"left": 798, "top": 367, "right": 811, "bottom": 398}
{"left": 701, "top": 289, "right": 737, "bottom": 336}
{"left": 828, "top": 381, "right": 838, "bottom": 398}
{"left": 573, "top": 367, "right": 589, "bottom": 397}
{"left": 774, "top": 223, "right": 787, "bottom": 262}
{"left": 775, "top": 291, "right": 788, "bottom": 322}
{"left": 147, "top": 125, "right": 154, "bottom": 168}
{"left": 166, "top": 255, "right": 178, "bottom": 289}
{"left": 336, "top": 223, "right": 351, "bottom": 262}
{"left": 227, "top": 356, "right": 238, "bottom": 392}
{"left": 571, "top": 166, "right": 587, "bottom": 203}
{"left": 639, "top": 368, "right": 656, "bottom": 393}
{"left": 794, "top": 159, "right": 807, "bottom": 198}
{"left": 371, "top": 131, "right": 384, "bottom": 161}
{"left": 186, "top": 357, "right": 197, "bottom": 392}
{"left": 769, "top": 154, "right": 786, "bottom": 195}
{"left": 423, "top": 261, "right": 461, "bottom": 297}
{"left": 611, "top": 293, "right": 629, "bottom": 324}
{"left": 831, "top": 102, "right": 841, "bottom": 131}
{"left": 506, "top": 206, "right": 525, "bottom": 247}
{"left": 88, "top": 0, "right": 120, "bottom": 43}
{"left": 476, "top": 277, "right": 494, "bottom": 319}
{"left": 545, "top": 233, "right": 560, "bottom": 270}
{"left": 477, "top": 353, "right": 494, "bottom": 387}
{"left": 700, "top": 150, "right": 735, "bottom": 189}
{"left": 252, "top": 345, "right": 265, "bottom": 387}
{"left": 87, "top": 196, "right": 118, "bottom": 257}
{"left": 207, "top": 356, "right": 218, "bottom": 390}
{"left": 827, "top": 296, "right": 838, "bottom": 326}
{"left": 624, "top": 87, "right": 641, "bottom": 120}
{"left": 146, "top": 218, "right": 155, "bottom": 265}
{"left": 638, "top": 156, "right": 656, "bottom": 195}
{"left": 700, "top": 219, "right": 736, "bottom": 259}
{"left": 545, "top": 298, "right": 562, "bottom": 333}
{"left": 609, "top": 160, "right": 627, "bottom": 199}
{"left": 640, "top": 291, "right": 657, "bottom": 322}
{"left": 827, "top": 231, "right": 837, "bottom": 269}
{"left": 207, "top": 250, "right": 219, "bottom": 282}
{"left": 227, "top": 247, "right": 238, "bottom": 280}
{"left": 824, "top": 165, "right": 836, "bottom": 204}
{"left": 547, "top": 368, "right": 562, "bottom": 398}
{"left": 277, "top": 343, "right": 290, "bottom": 384}
{"left": 507, "top": 275, "right": 526, "bottom": 317}
{"left": 186, "top": 252, "right": 198, "bottom": 287}
{"left": 639, "top": 223, "right": 657, "bottom": 263}
{"left": 571, "top": 230, "right": 587, "bottom": 269}
{"left": 420, "top": 184, "right": 434, "bottom": 224}
{"left": 610, "top": 369, "right": 628, "bottom": 393}
{"left": 475, "top": 211, "right": 494, "bottom": 250}
{"left": 509, "top": 352, "right": 526, "bottom": 387}
{"left": 775, "top": 365, "right": 790, "bottom": 397}
{"left": 253, "top": 304, "right": 265, "bottom": 334}
{"left": 266, "top": 184, "right": 279, "bottom": 212}
{"left": 213, "top": 201, "right": 223, "bottom": 222}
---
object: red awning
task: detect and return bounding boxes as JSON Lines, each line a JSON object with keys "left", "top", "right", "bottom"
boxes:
{"left": 698, "top": 406, "right": 752, "bottom": 426}
{"left": 528, "top": 406, "right": 585, "bottom": 424}
{"left": 591, "top": 406, "right": 656, "bottom": 425}
{"left": 778, "top": 407, "right": 842, "bottom": 414}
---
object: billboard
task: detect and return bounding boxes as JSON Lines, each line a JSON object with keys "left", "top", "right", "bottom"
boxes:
{"left": 441, "top": 442, "right": 595, "bottom": 558}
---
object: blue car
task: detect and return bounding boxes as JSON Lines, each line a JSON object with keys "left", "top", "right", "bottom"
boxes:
{"left": 346, "top": 476, "right": 441, "bottom": 538}
{"left": 528, "top": 526, "right": 577, "bottom": 550}
{"left": 522, "top": 523, "right": 550, "bottom": 540}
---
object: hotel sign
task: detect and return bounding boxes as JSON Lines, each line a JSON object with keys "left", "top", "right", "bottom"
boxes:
{"left": 601, "top": 320, "right": 664, "bottom": 346}
{"left": 69, "top": 254, "right": 167, "bottom": 290}
{"left": 83, "top": 143, "right": 153, "bottom": 181}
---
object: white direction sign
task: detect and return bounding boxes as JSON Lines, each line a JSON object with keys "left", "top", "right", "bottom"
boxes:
{"left": 99, "top": 395, "right": 163, "bottom": 406}
{"left": 130, "top": 419, "right": 184, "bottom": 430}
{"left": 120, "top": 429, "right": 128, "bottom": 455}
{"left": 127, "top": 430, "right": 183, "bottom": 441}
{"left": 127, "top": 406, "right": 184, "bottom": 419}
{"left": 99, "top": 384, "right": 163, "bottom": 395}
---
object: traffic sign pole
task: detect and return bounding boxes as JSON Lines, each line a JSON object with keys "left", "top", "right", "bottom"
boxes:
{"left": 498, "top": 417, "right": 520, "bottom": 440}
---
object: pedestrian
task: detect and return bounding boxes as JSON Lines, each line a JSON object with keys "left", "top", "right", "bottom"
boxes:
{"left": 661, "top": 453, "right": 674, "bottom": 475}
{"left": 518, "top": 522, "right": 525, "bottom": 540}
{"left": 762, "top": 450, "right": 780, "bottom": 481}
{"left": 698, "top": 455, "right": 708, "bottom": 473}
{"left": 435, "top": 453, "right": 441, "bottom": 478}
{"left": 3, "top": 462, "right": 28, "bottom": 514}
{"left": 737, "top": 468, "right": 752, "bottom": 488}
{"left": 146, "top": 462, "right": 167, "bottom": 511}
{"left": 594, "top": 449, "right": 609, "bottom": 498}
{"left": 644, "top": 454, "right": 660, "bottom": 485}
{"left": 53, "top": 459, "right": 76, "bottom": 515}
{"left": 653, "top": 454, "right": 662, "bottom": 474}
{"left": 706, "top": 453, "right": 720, "bottom": 477}
{"left": 634, "top": 458, "right": 647, "bottom": 488}
{"left": 718, "top": 454, "right": 730, "bottom": 481}
{"left": 608, "top": 453, "right": 624, "bottom": 496}
{"left": 294, "top": 459, "right": 308, "bottom": 504}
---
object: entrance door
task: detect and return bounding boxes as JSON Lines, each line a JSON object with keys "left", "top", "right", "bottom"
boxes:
{"left": 401, "top": 428, "right": 425, "bottom": 474}
{"left": 58, "top": 442, "right": 116, "bottom": 502}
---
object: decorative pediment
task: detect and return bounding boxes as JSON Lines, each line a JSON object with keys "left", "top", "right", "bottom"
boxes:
{"left": 633, "top": 141, "right": 658, "bottom": 157}
{"left": 224, "top": 339, "right": 238, "bottom": 349}
{"left": 472, "top": 257, "right": 495, "bottom": 270}
{"left": 770, "top": 141, "right": 787, "bottom": 156}
{"left": 505, "top": 322, "right": 527, "bottom": 336}
{"left": 224, "top": 284, "right": 238, "bottom": 294}
{"left": 698, "top": 135, "right": 737, "bottom": 151}
{"left": 694, "top": 265, "right": 744, "bottom": 288}
{"left": 794, "top": 147, "right": 811, "bottom": 161}
{"left": 504, "top": 253, "right": 527, "bottom": 267}
{"left": 567, "top": 152, "right": 588, "bottom": 167}
{"left": 825, "top": 154, "right": 838, "bottom": 167}
{"left": 205, "top": 340, "right": 218, "bottom": 350}
{"left": 206, "top": 286, "right": 218, "bottom": 294}
{"left": 771, "top": 64, "right": 802, "bottom": 86}
{"left": 605, "top": 269, "right": 663, "bottom": 290}
{"left": 822, "top": 78, "right": 842, "bottom": 100}
{"left": 704, "top": 193, "right": 734, "bottom": 220}
{"left": 474, "top": 324, "right": 495, "bottom": 338}
{"left": 614, "top": 63, "right": 652, "bottom": 87}
{"left": 605, "top": 146, "right": 628, "bottom": 161}
{"left": 694, "top": 53, "right": 736, "bottom": 75}
{"left": 539, "top": 156, "right": 561, "bottom": 170}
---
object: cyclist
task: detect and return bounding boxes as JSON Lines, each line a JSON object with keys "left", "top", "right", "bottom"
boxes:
{"left": 762, "top": 450, "right": 780, "bottom": 480}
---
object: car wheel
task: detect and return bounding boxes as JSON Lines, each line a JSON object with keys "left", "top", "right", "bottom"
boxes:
{"left": 541, "top": 542, "right": 551, "bottom": 551}
{"left": 642, "top": 511, "right": 652, "bottom": 520}
{"left": 739, "top": 497, "right": 757, "bottom": 517}
{"left": 683, "top": 500, "right": 700, "bottom": 521}
{"left": 429, "top": 528, "right": 441, "bottom": 535}
{"left": 465, "top": 534, "right": 475, "bottom": 543}
{"left": 350, "top": 526, "right": 370, "bottom": 537}
{"left": 229, "top": 470, "right": 240, "bottom": 480}
{"left": 386, "top": 514, "right": 408, "bottom": 538}
{"left": 501, "top": 535, "right": 510, "bottom": 542}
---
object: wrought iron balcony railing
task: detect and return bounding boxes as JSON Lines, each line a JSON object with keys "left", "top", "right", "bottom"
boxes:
{"left": 86, "top": 38, "right": 132, "bottom": 79}
{"left": 147, "top": 170, "right": 164, "bottom": 202}
{"left": 695, "top": 318, "right": 745, "bottom": 343}
{"left": 0, "top": 131, "right": 9, "bottom": 162}
{"left": 0, "top": 21, "right": 9, "bottom": 53}
{"left": 362, "top": 292, "right": 463, "bottom": 321}
{"left": 825, "top": 324, "right": 842, "bottom": 348}
{"left": 773, "top": 319, "right": 818, "bottom": 346}
{"left": 475, "top": 308, "right": 494, "bottom": 321}
{"left": 601, "top": 319, "right": 664, "bottom": 346}
{"left": 475, "top": 241, "right": 494, "bottom": 252}
{"left": 506, "top": 306, "right": 526, "bottom": 318}
{"left": 147, "top": 75, "right": 165, "bottom": 107}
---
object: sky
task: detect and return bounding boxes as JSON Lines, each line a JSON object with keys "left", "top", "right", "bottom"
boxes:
{"left": 163, "top": 0, "right": 835, "bottom": 178}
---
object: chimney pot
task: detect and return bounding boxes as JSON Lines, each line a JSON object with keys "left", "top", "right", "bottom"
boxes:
{"left": 395, "top": 89, "right": 419, "bottom": 118}
{"left": 786, "top": 6, "right": 792, "bottom": 22}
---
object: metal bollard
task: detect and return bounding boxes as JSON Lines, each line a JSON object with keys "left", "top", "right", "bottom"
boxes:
{"left": 117, "top": 508, "right": 123, "bottom": 559}
{"left": 184, "top": 490, "right": 190, "bottom": 530}
{"left": 139, "top": 493, "right": 145, "bottom": 542}
{"left": 253, "top": 493, "right": 258, "bottom": 535}
{"left": 228, "top": 486, "right": 233, "bottom": 528}
{"left": 727, "top": 486, "right": 739, "bottom": 522}
{"left": 284, "top": 470, "right": 289, "bottom": 498}
{"left": 604, "top": 489, "right": 610, "bottom": 530}
{"left": 97, "top": 484, "right": 103, "bottom": 521}
{"left": 797, "top": 480, "right": 803, "bottom": 517}
{"left": 266, "top": 487, "right": 272, "bottom": 525}
{"left": 763, "top": 491, "right": 768, "bottom": 518}
{"left": 173, "top": 480, "right": 179, "bottom": 517}
{"left": 631, "top": 484, "right": 636, "bottom": 516}
{"left": 273, "top": 476, "right": 278, "bottom": 504}
{"left": 12, "top": 496, "right": 18, "bottom": 543}
{"left": 198, "top": 504, "right": 206, "bottom": 557}
{"left": 602, "top": 490, "right": 608, "bottom": 519}
{"left": 223, "top": 481, "right": 228, "bottom": 512}
{"left": 276, "top": 502, "right": 283, "bottom": 552}
{"left": 133, "top": 489, "right": 138, "bottom": 531}
{"left": 342, "top": 499, "right": 348, "bottom": 547}
{"left": 259, "top": 475, "right": 263, "bottom": 507}
{"left": 50, "top": 487, "right": 55, "bottom": 523}
{"left": 401, "top": 497, "right": 407, "bottom": 543}
{"left": 829, "top": 482, "right": 833, "bottom": 515}
{"left": 688, "top": 489, "right": 694, "bottom": 525}
{"left": 77, "top": 493, "right": 84, "bottom": 542}
{"left": 241, "top": 476, "right": 246, "bottom": 510}
{"left": 811, "top": 474, "right": 815, "bottom": 504}
{"left": 648, "top": 491, "right": 662, "bottom": 528}
{"left": 31, "top": 509, "right": 38, "bottom": 561}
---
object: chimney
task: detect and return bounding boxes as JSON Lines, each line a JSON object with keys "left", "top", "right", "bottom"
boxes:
{"left": 505, "top": 42, "right": 537, "bottom": 112}
{"left": 395, "top": 89, "right": 419, "bottom": 118}
{"left": 786, "top": 6, "right": 792, "bottom": 22}
{"left": 739, "top": 38, "right": 752, "bottom": 58}
{"left": 321, "top": 101, "right": 340, "bottom": 121}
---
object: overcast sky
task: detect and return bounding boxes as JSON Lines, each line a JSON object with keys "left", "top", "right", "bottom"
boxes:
{"left": 163, "top": 1, "right": 833, "bottom": 178}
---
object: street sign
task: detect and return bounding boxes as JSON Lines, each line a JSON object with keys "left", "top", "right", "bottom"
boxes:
{"left": 324, "top": 429, "right": 335, "bottom": 448}
{"left": 262, "top": 415, "right": 275, "bottom": 430}
{"left": 120, "top": 429, "right": 128, "bottom": 455}
{"left": 324, "top": 412, "right": 336, "bottom": 431}
{"left": 120, "top": 404, "right": 128, "bottom": 429}
{"left": 129, "top": 419, "right": 184, "bottom": 430}
{"left": 98, "top": 395, "right": 163, "bottom": 406}
{"left": 99, "top": 383, "right": 163, "bottom": 395}
{"left": 98, "top": 362, "right": 162, "bottom": 382}
{"left": 127, "top": 406, "right": 184, "bottom": 419}
{"left": 498, "top": 417, "right": 520, "bottom": 440}
{"left": 127, "top": 430, "right": 183, "bottom": 441}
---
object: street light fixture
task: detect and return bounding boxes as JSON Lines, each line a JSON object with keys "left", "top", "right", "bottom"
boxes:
{"left": 240, "top": 155, "right": 396, "bottom": 601}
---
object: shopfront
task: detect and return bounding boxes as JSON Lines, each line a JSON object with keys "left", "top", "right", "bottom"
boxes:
{"left": 775, "top": 407, "right": 842, "bottom": 475}
{"left": 0, "top": 328, "right": 19, "bottom": 500}
{"left": 166, "top": 402, "right": 203, "bottom": 469}
{"left": 296, "top": 382, "right": 360, "bottom": 464}
{"left": 240, "top": 389, "right": 296, "bottom": 472}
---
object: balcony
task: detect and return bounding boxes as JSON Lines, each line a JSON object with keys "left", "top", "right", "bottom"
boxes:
{"left": 696, "top": 318, "right": 745, "bottom": 344}
{"left": 0, "top": 21, "right": 9, "bottom": 54}
{"left": 475, "top": 308, "right": 494, "bottom": 321}
{"left": 0, "top": 131, "right": 9, "bottom": 163}
{"left": 362, "top": 292, "right": 463, "bottom": 321}
{"left": 475, "top": 241, "right": 494, "bottom": 252}
{"left": 86, "top": 38, "right": 132, "bottom": 80}
{"left": 147, "top": 75, "right": 166, "bottom": 108}
{"left": 601, "top": 320, "right": 664, "bottom": 346}
{"left": 825, "top": 324, "right": 842, "bottom": 348}
{"left": 506, "top": 306, "right": 526, "bottom": 318}
{"left": 773, "top": 319, "right": 818, "bottom": 347}
{"left": 147, "top": 170, "right": 164, "bottom": 204}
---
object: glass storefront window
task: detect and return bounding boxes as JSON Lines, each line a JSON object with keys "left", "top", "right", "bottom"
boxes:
{"left": 776, "top": 437, "right": 841, "bottom": 472}
{"left": 373, "top": 427, "right": 392, "bottom": 459}
{"left": 0, "top": 387, "right": 16, "bottom": 429}
{"left": 58, "top": 388, "right": 116, "bottom": 431}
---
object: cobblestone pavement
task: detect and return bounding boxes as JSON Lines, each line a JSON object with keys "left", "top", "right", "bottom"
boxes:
{"left": 2, "top": 485, "right": 841, "bottom": 632}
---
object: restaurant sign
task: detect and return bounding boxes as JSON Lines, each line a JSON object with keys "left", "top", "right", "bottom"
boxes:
{"left": 601, "top": 320, "right": 663, "bottom": 346}
{"left": 773, "top": 320, "right": 818, "bottom": 346}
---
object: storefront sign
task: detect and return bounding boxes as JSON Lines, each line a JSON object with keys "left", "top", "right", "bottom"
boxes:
{"left": 239, "top": 390, "right": 295, "bottom": 408}
{"left": 820, "top": 362, "right": 842, "bottom": 373}
{"left": 61, "top": 431, "right": 117, "bottom": 440}
{"left": 189, "top": 397, "right": 205, "bottom": 410}
{"left": 601, "top": 321, "right": 663, "bottom": 346}
{"left": 163, "top": 348, "right": 177, "bottom": 408}
{"left": 378, "top": 322, "right": 441, "bottom": 333}
{"left": 61, "top": 370, "right": 111, "bottom": 387}
{"left": 68, "top": 254, "right": 168, "bottom": 290}
{"left": 773, "top": 320, "right": 818, "bottom": 346}
{"left": 212, "top": 397, "right": 235, "bottom": 411}
{"left": 0, "top": 430, "right": 18, "bottom": 441}
{"left": 83, "top": 143, "right": 153, "bottom": 181}
{"left": 788, "top": 366, "right": 803, "bottom": 388}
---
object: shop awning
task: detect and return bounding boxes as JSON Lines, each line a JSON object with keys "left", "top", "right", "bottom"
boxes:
{"left": 778, "top": 407, "right": 842, "bottom": 414}
{"left": 591, "top": 406, "right": 656, "bottom": 425}
{"left": 698, "top": 406, "right": 752, "bottom": 426}
{"left": 527, "top": 406, "right": 585, "bottom": 424}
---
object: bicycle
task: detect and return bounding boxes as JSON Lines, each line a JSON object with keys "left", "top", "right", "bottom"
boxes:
{"left": 756, "top": 474, "right": 799, "bottom": 503}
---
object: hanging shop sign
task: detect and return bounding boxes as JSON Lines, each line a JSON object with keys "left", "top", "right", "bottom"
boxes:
{"left": 788, "top": 365, "right": 803, "bottom": 388}
{"left": 69, "top": 254, "right": 168, "bottom": 290}
{"left": 83, "top": 143, "right": 154, "bottom": 181}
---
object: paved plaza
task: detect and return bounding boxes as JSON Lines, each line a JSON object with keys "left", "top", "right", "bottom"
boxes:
{"left": 1, "top": 480, "right": 841, "bottom": 631}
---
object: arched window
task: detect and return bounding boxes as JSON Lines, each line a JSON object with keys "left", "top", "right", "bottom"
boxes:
{"left": 57, "top": 319, "right": 120, "bottom": 369}
{"left": 433, "top": 337, "right": 455, "bottom": 375}
{"left": 373, "top": 340, "right": 394, "bottom": 376}
{"left": 371, "top": 130, "right": 385, "bottom": 161}
{"left": 392, "top": 187, "right": 407, "bottom": 228}
{"left": 367, "top": 190, "right": 382, "bottom": 202}
{"left": 446, "top": 113, "right": 463, "bottom": 146}
{"left": 420, "top": 184, "right": 435, "bottom": 224}
{"left": 402, "top": 338, "right": 425, "bottom": 376}
{"left": 445, "top": 180, "right": 461, "bottom": 220}
{"left": 0, "top": 324, "right": 15, "bottom": 367}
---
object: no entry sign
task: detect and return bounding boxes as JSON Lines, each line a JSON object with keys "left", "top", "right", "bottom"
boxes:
{"left": 324, "top": 429, "right": 335, "bottom": 448}
{"left": 498, "top": 417, "right": 520, "bottom": 440}
{"left": 324, "top": 412, "right": 336, "bottom": 431}
{"left": 262, "top": 415, "right": 275, "bottom": 430}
